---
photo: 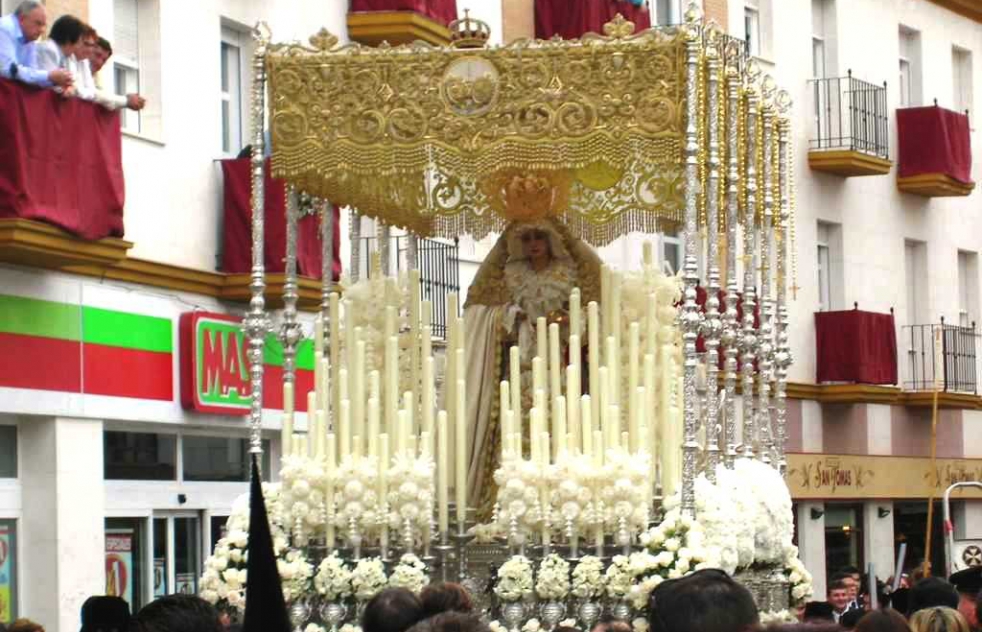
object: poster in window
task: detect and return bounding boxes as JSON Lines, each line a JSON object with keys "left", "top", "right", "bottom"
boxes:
{"left": 175, "top": 573, "right": 195, "bottom": 595}
{"left": 0, "top": 525, "right": 12, "bottom": 623}
{"left": 105, "top": 530, "right": 134, "bottom": 606}
{"left": 153, "top": 558, "right": 166, "bottom": 597}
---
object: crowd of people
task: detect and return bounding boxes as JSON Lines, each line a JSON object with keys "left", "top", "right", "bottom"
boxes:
{"left": 0, "top": 0, "right": 144, "bottom": 110}
{"left": 0, "top": 565, "right": 977, "bottom": 632}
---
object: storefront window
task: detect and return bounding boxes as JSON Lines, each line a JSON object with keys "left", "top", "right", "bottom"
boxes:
{"left": 0, "top": 519, "right": 17, "bottom": 623}
{"left": 174, "top": 517, "right": 199, "bottom": 595}
{"left": 894, "top": 501, "right": 945, "bottom": 576}
{"left": 182, "top": 437, "right": 270, "bottom": 482}
{"left": 104, "top": 432, "right": 177, "bottom": 480}
{"left": 210, "top": 515, "right": 228, "bottom": 552}
{"left": 825, "top": 503, "right": 864, "bottom": 579}
{"left": 153, "top": 518, "right": 167, "bottom": 598}
{"left": 105, "top": 518, "right": 146, "bottom": 610}
{"left": 0, "top": 426, "right": 16, "bottom": 478}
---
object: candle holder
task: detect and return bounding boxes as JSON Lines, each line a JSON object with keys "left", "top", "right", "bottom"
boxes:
{"left": 402, "top": 515, "right": 416, "bottom": 555}
{"left": 348, "top": 515, "right": 362, "bottom": 560}
{"left": 433, "top": 540, "right": 456, "bottom": 583}
{"left": 450, "top": 530, "right": 477, "bottom": 592}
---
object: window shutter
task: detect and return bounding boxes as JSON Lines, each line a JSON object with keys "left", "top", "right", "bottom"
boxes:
{"left": 113, "top": 0, "right": 139, "bottom": 66}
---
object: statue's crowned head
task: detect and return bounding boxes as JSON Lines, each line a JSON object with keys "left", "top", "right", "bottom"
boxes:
{"left": 482, "top": 169, "right": 571, "bottom": 223}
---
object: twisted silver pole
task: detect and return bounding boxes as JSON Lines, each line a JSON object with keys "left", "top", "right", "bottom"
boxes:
{"left": 775, "top": 95, "right": 793, "bottom": 475}
{"left": 350, "top": 212, "right": 362, "bottom": 282}
{"left": 704, "top": 45, "right": 723, "bottom": 482}
{"left": 740, "top": 87, "right": 759, "bottom": 461}
{"left": 680, "top": 24, "right": 702, "bottom": 516}
{"left": 321, "top": 200, "right": 335, "bottom": 311}
{"left": 722, "top": 57, "right": 741, "bottom": 468}
{"left": 758, "top": 91, "right": 776, "bottom": 467}
{"left": 246, "top": 27, "right": 270, "bottom": 458}
{"left": 280, "top": 185, "right": 302, "bottom": 410}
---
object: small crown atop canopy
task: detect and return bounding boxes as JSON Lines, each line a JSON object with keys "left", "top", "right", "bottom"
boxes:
{"left": 450, "top": 9, "right": 491, "bottom": 48}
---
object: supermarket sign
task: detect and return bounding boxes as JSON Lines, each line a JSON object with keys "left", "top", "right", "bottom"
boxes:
{"left": 179, "top": 312, "right": 250, "bottom": 415}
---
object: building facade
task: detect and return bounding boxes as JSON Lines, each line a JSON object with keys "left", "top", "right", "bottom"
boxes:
{"left": 1, "top": 0, "right": 981, "bottom": 629}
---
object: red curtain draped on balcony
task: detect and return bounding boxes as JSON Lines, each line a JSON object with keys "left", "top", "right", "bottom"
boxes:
{"left": 220, "top": 158, "right": 340, "bottom": 280}
{"left": 815, "top": 309, "right": 898, "bottom": 384}
{"left": 897, "top": 106, "right": 974, "bottom": 184}
{"left": 349, "top": 0, "right": 458, "bottom": 25}
{"left": 535, "top": 0, "right": 651, "bottom": 39}
{"left": 0, "top": 79, "right": 124, "bottom": 240}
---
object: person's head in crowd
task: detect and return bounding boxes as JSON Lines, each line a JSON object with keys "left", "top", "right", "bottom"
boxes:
{"left": 829, "top": 578, "right": 853, "bottom": 614}
{"left": 130, "top": 594, "right": 222, "bottom": 632}
{"left": 949, "top": 567, "right": 982, "bottom": 630}
{"left": 46, "top": 14, "right": 86, "bottom": 59}
{"left": 908, "top": 578, "right": 961, "bottom": 617}
{"left": 590, "top": 617, "right": 630, "bottom": 632}
{"left": 362, "top": 588, "right": 425, "bottom": 632}
{"left": 76, "top": 24, "right": 98, "bottom": 61}
{"left": 647, "top": 568, "right": 758, "bottom": 632}
{"left": 853, "top": 609, "right": 913, "bottom": 632}
{"left": 407, "top": 612, "right": 488, "bottom": 632}
{"left": 908, "top": 606, "right": 971, "bottom": 632}
{"left": 802, "top": 600, "right": 835, "bottom": 623}
{"left": 14, "top": 0, "right": 46, "bottom": 42}
{"left": 80, "top": 595, "right": 131, "bottom": 632}
{"left": 833, "top": 571, "right": 861, "bottom": 604}
{"left": 7, "top": 619, "right": 44, "bottom": 632}
{"left": 420, "top": 582, "right": 473, "bottom": 617}
{"left": 91, "top": 37, "right": 112, "bottom": 74}
{"left": 841, "top": 608, "right": 869, "bottom": 629}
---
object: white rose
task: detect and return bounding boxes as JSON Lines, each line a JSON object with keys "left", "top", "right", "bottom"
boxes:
{"left": 667, "top": 568, "right": 683, "bottom": 579}
{"left": 664, "top": 537, "right": 681, "bottom": 552}
{"left": 675, "top": 558, "right": 690, "bottom": 574}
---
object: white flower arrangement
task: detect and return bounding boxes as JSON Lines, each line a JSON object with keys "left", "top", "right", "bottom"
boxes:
{"left": 535, "top": 554, "right": 570, "bottom": 601}
{"left": 597, "top": 447, "right": 652, "bottom": 542}
{"left": 280, "top": 455, "right": 328, "bottom": 542}
{"left": 314, "top": 552, "right": 352, "bottom": 601}
{"left": 493, "top": 456, "right": 546, "bottom": 543}
{"left": 692, "top": 472, "right": 739, "bottom": 575}
{"left": 570, "top": 556, "right": 604, "bottom": 599}
{"left": 351, "top": 557, "right": 388, "bottom": 601}
{"left": 733, "top": 459, "right": 794, "bottom": 565}
{"left": 386, "top": 453, "right": 436, "bottom": 542}
{"left": 388, "top": 554, "right": 429, "bottom": 594}
{"left": 339, "top": 625, "right": 363, "bottom": 632}
{"left": 521, "top": 619, "right": 541, "bottom": 632}
{"left": 278, "top": 549, "right": 314, "bottom": 604}
{"left": 305, "top": 624, "right": 328, "bottom": 632}
{"left": 543, "top": 452, "right": 597, "bottom": 537}
{"left": 631, "top": 618, "right": 650, "bottom": 632}
{"left": 785, "top": 546, "right": 814, "bottom": 604}
{"left": 334, "top": 454, "right": 383, "bottom": 536}
{"left": 559, "top": 620, "right": 577, "bottom": 629}
{"left": 759, "top": 610, "right": 797, "bottom": 624}
{"left": 495, "top": 555, "right": 534, "bottom": 602}
{"left": 604, "top": 555, "right": 633, "bottom": 599}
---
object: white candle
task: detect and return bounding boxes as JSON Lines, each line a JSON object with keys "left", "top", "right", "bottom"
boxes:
{"left": 314, "top": 314, "right": 324, "bottom": 356}
{"left": 379, "top": 433, "right": 389, "bottom": 546}
{"left": 353, "top": 434, "right": 362, "bottom": 458}
{"left": 607, "top": 404, "right": 620, "bottom": 450}
{"left": 628, "top": 323, "right": 640, "bottom": 441}
{"left": 422, "top": 354, "right": 434, "bottom": 459}
{"left": 631, "top": 386, "right": 645, "bottom": 454}
{"left": 455, "top": 378, "right": 467, "bottom": 529}
{"left": 282, "top": 382, "right": 294, "bottom": 456}
{"left": 658, "top": 345, "right": 673, "bottom": 447}
{"left": 606, "top": 335, "right": 619, "bottom": 408}
{"left": 540, "top": 431, "right": 551, "bottom": 547}
{"left": 396, "top": 409, "right": 408, "bottom": 457}
{"left": 316, "top": 409, "right": 327, "bottom": 457}
{"left": 598, "top": 366, "right": 610, "bottom": 437}
{"left": 646, "top": 293, "right": 658, "bottom": 358}
{"left": 536, "top": 316, "right": 547, "bottom": 361}
{"left": 339, "top": 399, "right": 350, "bottom": 458}
{"left": 307, "top": 391, "right": 317, "bottom": 440}
{"left": 329, "top": 293, "right": 341, "bottom": 422}
{"left": 403, "top": 391, "right": 415, "bottom": 436}
{"left": 367, "top": 397, "right": 380, "bottom": 458}
{"left": 570, "top": 288, "right": 581, "bottom": 337}
{"left": 319, "top": 356, "right": 330, "bottom": 420}
{"left": 554, "top": 396, "right": 567, "bottom": 455}
{"left": 385, "top": 335, "right": 399, "bottom": 440}
{"left": 437, "top": 410, "right": 449, "bottom": 539}
{"left": 644, "top": 353, "right": 657, "bottom": 442}
{"left": 532, "top": 357, "right": 549, "bottom": 422}
{"left": 509, "top": 346, "right": 521, "bottom": 429}
{"left": 601, "top": 266, "right": 610, "bottom": 341}
{"left": 566, "top": 364, "right": 580, "bottom": 450}
{"left": 581, "top": 395, "right": 593, "bottom": 456}
{"left": 549, "top": 322, "right": 561, "bottom": 410}
{"left": 593, "top": 429, "right": 604, "bottom": 467}
{"left": 353, "top": 337, "right": 366, "bottom": 456}
{"left": 643, "top": 241, "right": 654, "bottom": 267}
{"left": 500, "top": 379, "right": 511, "bottom": 421}
{"left": 338, "top": 368, "right": 349, "bottom": 450}
{"left": 530, "top": 407, "right": 541, "bottom": 464}
{"left": 410, "top": 269, "right": 421, "bottom": 405}
{"left": 325, "top": 433, "right": 336, "bottom": 548}
{"left": 588, "top": 302, "right": 601, "bottom": 434}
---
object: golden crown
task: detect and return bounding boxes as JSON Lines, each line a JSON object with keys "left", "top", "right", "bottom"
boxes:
{"left": 482, "top": 169, "right": 571, "bottom": 222}
{"left": 449, "top": 10, "right": 492, "bottom": 48}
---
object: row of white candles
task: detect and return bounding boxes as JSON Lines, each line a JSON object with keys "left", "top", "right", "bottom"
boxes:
{"left": 280, "top": 269, "right": 469, "bottom": 545}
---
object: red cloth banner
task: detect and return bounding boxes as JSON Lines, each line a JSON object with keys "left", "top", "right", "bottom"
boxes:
{"left": 897, "top": 106, "right": 974, "bottom": 185}
{"left": 815, "top": 309, "right": 898, "bottom": 385}
{"left": 0, "top": 79, "right": 125, "bottom": 240}
{"left": 350, "top": 0, "right": 458, "bottom": 25}
{"left": 535, "top": 0, "right": 651, "bottom": 40}
{"left": 220, "top": 158, "right": 340, "bottom": 280}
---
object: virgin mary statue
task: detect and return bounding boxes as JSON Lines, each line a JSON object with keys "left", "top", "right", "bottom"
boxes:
{"left": 463, "top": 213, "right": 602, "bottom": 514}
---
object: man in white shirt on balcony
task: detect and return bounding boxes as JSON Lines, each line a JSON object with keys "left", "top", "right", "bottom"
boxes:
{"left": 88, "top": 36, "right": 145, "bottom": 111}
{"left": 0, "top": 0, "right": 72, "bottom": 89}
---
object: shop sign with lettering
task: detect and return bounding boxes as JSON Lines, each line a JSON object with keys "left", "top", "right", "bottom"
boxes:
{"left": 179, "top": 312, "right": 249, "bottom": 415}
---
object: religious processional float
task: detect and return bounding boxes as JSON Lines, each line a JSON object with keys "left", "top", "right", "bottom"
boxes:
{"left": 198, "top": 4, "right": 813, "bottom": 631}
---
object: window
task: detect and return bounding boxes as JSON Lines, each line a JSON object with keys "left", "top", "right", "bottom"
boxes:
{"left": 661, "top": 232, "right": 682, "bottom": 275}
{"left": 0, "top": 520, "right": 17, "bottom": 623}
{"left": 106, "top": 518, "right": 147, "bottom": 609}
{"left": 651, "top": 0, "right": 675, "bottom": 26}
{"left": 811, "top": 0, "right": 836, "bottom": 78}
{"left": 816, "top": 221, "right": 843, "bottom": 312}
{"left": 958, "top": 251, "right": 979, "bottom": 328}
{"left": 899, "top": 26, "right": 922, "bottom": 107}
{"left": 182, "top": 436, "right": 269, "bottom": 482}
{"left": 112, "top": 0, "right": 162, "bottom": 138}
{"left": 824, "top": 503, "right": 864, "bottom": 580}
{"left": 220, "top": 26, "right": 246, "bottom": 155}
{"left": 953, "top": 46, "right": 973, "bottom": 117}
{"left": 905, "top": 240, "right": 928, "bottom": 324}
{"left": 104, "top": 431, "right": 177, "bottom": 480}
{"left": 0, "top": 425, "right": 15, "bottom": 478}
{"left": 744, "top": 2, "right": 761, "bottom": 57}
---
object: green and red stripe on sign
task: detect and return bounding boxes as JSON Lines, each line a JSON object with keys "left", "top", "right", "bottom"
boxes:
{"left": 0, "top": 295, "right": 173, "bottom": 400}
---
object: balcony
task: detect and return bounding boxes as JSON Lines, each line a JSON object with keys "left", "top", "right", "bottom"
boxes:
{"left": 902, "top": 321, "right": 979, "bottom": 404}
{"left": 896, "top": 105, "right": 975, "bottom": 197}
{"left": 347, "top": 0, "right": 456, "bottom": 46}
{"left": 807, "top": 72, "right": 892, "bottom": 176}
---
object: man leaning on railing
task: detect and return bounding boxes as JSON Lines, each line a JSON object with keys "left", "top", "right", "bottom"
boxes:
{"left": 0, "top": 0, "right": 72, "bottom": 90}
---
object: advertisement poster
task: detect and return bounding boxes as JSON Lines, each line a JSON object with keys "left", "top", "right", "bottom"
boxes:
{"left": 154, "top": 558, "right": 166, "bottom": 597}
{"left": 0, "top": 525, "right": 12, "bottom": 623}
{"left": 105, "top": 530, "right": 134, "bottom": 606}
{"left": 175, "top": 573, "right": 195, "bottom": 595}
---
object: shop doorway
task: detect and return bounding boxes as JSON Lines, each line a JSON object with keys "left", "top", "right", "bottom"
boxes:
{"left": 152, "top": 513, "right": 201, "bottom": 598}
{"left": 894, "top": 500, "right": 945, "bottom": 578}
{"left": 824, "top": 503, "right": 865, "bottom": 579}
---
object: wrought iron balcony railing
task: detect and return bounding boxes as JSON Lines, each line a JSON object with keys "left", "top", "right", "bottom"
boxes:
{"left": 808, "top": 71, "right": 889, "bottom": 159}
{"left": 902, "top": 319, "right": 979, "bottom": 394}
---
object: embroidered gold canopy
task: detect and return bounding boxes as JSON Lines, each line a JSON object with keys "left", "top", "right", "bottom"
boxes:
{"left": 265, "top": 14, "right": 698, "bottom": 244}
